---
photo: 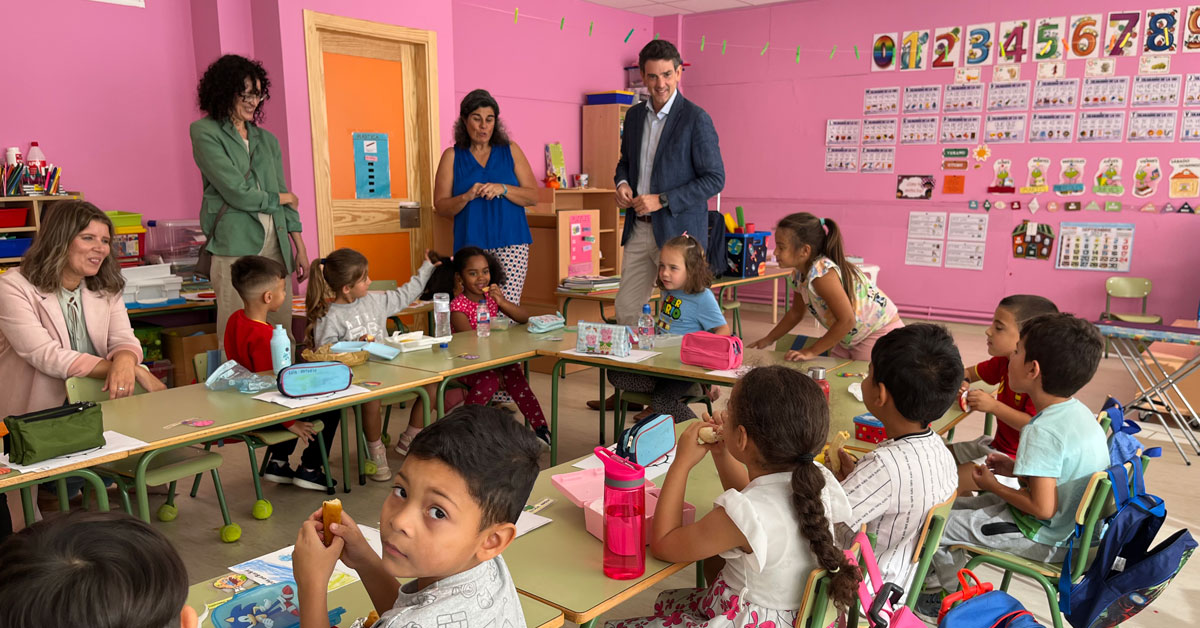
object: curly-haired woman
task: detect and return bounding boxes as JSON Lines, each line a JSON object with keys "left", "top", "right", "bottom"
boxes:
{"left": 433, "top": 89, "right": 538, "bottom": 304}
{"left": 0, "top": 200, "right": 166, "bottom": 532}
{"left": 190, "top": 54, "right": 308, "bottom": 350}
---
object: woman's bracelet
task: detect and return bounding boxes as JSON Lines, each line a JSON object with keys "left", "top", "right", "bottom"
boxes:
{"left": 501, "top": 184, "right": 509, "bottom": 197}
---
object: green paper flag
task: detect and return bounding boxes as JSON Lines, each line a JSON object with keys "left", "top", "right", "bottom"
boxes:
{"left": 722, "top": 39, "right": 727, "bottom": 54}
{"left": 701, "top": 35, "right": 706, "bottom": 51}
{"left": 829, "top": 45, "right": 836, "bottom": 59}
{"left": 854, "top": 45, "right": 859, "bottom": 59}
{"left": 655, "top": 32, "right": 659, "bottom": 40}
{"left": 761, "top": 42, "right": 769, "bottom": 55}
{"left": 795, "top": 46, "right": 801, "bottom": 62}
{"left": 560, "top": 17, "right": 564, "bottom": 30}
{"left": 589, "top": 21, "right": 593, "bottom": 36}
{"left": 514, "top": 7, "right": 518, "bottom": 23}
{"left": 625, "top": 28, "right": 634, "bottom": 43}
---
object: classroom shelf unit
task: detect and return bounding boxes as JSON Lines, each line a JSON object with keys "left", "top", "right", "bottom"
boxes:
{"left": 0, "top": 193, "right": 83, "bottom": 265}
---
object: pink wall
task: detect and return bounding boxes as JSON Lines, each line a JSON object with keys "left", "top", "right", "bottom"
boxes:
{"left": 0, "top": 0, "right": 200, "bottom": 221}
{"left": 680, "top": 0, "right": 1200, "bottom": 322}
{"left": 451, "top": 0, "right": 653, "bottom": 181}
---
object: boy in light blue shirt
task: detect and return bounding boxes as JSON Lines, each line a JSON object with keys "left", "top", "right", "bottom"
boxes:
{"left": 918, "top": 313, "right": 1108, "bottom": 617}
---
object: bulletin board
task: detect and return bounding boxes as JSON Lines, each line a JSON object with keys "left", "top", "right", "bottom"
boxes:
{"left": 556, "top": 210, "right": 600, "bottom": 281}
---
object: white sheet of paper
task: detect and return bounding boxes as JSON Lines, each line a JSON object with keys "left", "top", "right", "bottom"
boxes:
{"left": 560, "top": 349, "right": 660, "bottom": 363}
{"left": 229, "top": 525, "right": 383, "bottom": 592}
{"left": 706, "top": 365, "right": 754, "bottom": 379}
{"left": 516, "top": 512, "right": 552, "bottom": 537}
{"left": 0, "top": 431, "right": 148, "bottom": 474}
{"left": 253, "top": 385, "right": 370, "bottom": 409}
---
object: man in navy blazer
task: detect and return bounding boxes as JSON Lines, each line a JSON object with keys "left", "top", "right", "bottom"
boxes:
{"left": 613, "top": 40, "right": 725, "bottom": 327}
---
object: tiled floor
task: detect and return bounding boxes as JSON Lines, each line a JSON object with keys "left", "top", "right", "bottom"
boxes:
{"left": 55, "top": 306, "right": 1200, "bottom": 626}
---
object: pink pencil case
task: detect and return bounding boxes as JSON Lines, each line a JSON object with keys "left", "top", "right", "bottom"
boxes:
{"left": 680, "top": 331, "right": 743, "bottom": 370}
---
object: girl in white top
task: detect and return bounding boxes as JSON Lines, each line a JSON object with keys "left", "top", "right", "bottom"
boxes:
{"left": 605, "top": 366, "right": 859, "bottom": 628}
{"left": 749, "top": 212, "right": 901, "bottom": 361}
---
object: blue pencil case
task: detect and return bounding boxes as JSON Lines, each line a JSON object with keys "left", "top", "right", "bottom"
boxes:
{"left": 616, "top": 412, "right": 676, "bottom": 466}
{"left": 277, "top": 362, "right": 353, "bottom": 398}
{"left": 210, "top": 581, "right": 345, "bottom": 628}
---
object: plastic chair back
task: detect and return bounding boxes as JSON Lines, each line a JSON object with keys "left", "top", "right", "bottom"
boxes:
{"left": 905, "top": 493, "right": 957, "bottom": 607}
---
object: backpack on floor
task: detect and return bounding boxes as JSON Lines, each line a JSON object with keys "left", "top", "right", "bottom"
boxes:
{"left": 705, "top": 211, "right": 727, "bottom": 279}
{"left": 1058, "top": 457, "right": 1196, "bottom": 628}
{"left": 938, "top": 569, "right": 1045, "bottom": 628}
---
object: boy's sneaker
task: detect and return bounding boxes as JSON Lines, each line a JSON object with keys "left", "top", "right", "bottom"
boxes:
{"left": 262, "top": 459, "right": 295, "bottom": 484}
{"left": 534, "top": 426, "right": 552, "bottom": 451}
{"left": 293, "top": 466, "right": 337, "bottom": 491}
{"left": 912, "top": 590, "right": 944, "bottom": 623}
{"left": 367, "top": 443, "right": 392, "bottom": 482}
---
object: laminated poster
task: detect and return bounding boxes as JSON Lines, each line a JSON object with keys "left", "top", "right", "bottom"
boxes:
{"left": 903, "top": 85, "right": 943, "bottom": 113}
{"left": 988, "top": 158, "right": 1016, "bottom": 194}
{"left": 1131, "top": 74, "right": 1182, "bottom": 107}
{"left": 825, "top": 119, "right": 862, "bottom": 146}
{"left": 1078, "top": 111, "right": 1126, "bottom": 142}
{"left": 1056, "top": 222, "right": 1134, "bottom": 273}
{"left": 1132, "top": 157, "right": 1163, "bottom": 198}
{"left": 1020, "top": 157, "right": 1051, "bottom": 194}
{"left": 943, "top": 84, "right": 985, "bottom": 112}
{"left": 859, "top": 147, "right": 896, "bottom": 174}
{"left": 1081, "top": 77, "right": 1130, "bottom": 108}
{"left": 824, "top": 147, "right": 859, "bottom": 173}
{"left": 862, "top": 118, "right": 898, "bottom": 145}
{"left": 1030, "top": 113, "right": 1076, "bottom": 143}
{"left": 1182, "top": 110, "right": 1200, "bottom": 141}
{"left": 1054, "top": 158, "right": 1087, "bottom": 196}
{"left": 1127, "top": 110, "right": 1178, "bottom": 142}
{"left": 941, "top": 116, "right": 981, "bottom": 144}
{"left": 1185, "top": 74, "right": 1200, "bottom": 105}
{"left": 985, "top": 114, "right": 1028, "bottom": 143}
{"left": 1032, "top": 79, "right": 1079, "bottom": 110}
{"left": 900, "top": 116, "right": 939, "bottom": 145}
{"left": 1168, "top": 158, "right": 1200, "bottom": 199}
{"left": 864, "top": 87, "right": 900, "bottom": 115}
{"left": 945, "top": 241, "right": 986, "bottom": 270}
{"left": 988, "top": 80, "right": 1031, "bottom": 111}
{"left": 896, "top": 175, "right": 935, "bottom": 200}
{"left": 1093, "top": 157, "right": 1125, "bottom": 196}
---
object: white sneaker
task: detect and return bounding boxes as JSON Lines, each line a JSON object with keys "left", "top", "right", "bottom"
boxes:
{"left": 367, "top": 444, "right": 392, "bottom": 482}
{"left": 393, "top": 429, "right": 418, "bottom": 456}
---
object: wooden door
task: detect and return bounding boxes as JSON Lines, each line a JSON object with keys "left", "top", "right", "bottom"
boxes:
{"left": 303, "top": 10, "right": 439, "bottom": 281}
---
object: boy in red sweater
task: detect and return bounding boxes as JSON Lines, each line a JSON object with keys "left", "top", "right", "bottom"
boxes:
{"left": 952, "top": 294, "right": 1058, "bottom": 495}
{"left": 226, "top": 256, "right": 339, "bottom": 491}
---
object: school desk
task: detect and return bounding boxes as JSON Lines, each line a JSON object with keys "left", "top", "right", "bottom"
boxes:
{"left": 185, "top": 573, "right": 565, "bottom": 628}
{"left": 505, "top": 420, "right": 720, "bottom": 628}
{"left": 556, "top": 266, "right": 793, "bottom": 325}
{"left": 538, "top": 335, "right": 974, "bottom": 464}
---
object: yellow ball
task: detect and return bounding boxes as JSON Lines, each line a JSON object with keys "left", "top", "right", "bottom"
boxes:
{"left": 157, "top": 503, "right": 178, "bottom": 522}
{"left": 252, "top": 500, "right": 273, "bottom": 520}
{"left": 220, "top": 524, "right": 242, "bottom": 543}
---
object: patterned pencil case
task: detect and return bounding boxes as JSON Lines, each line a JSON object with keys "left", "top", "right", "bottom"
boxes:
{"left": 528, "top": 312, "right": 566, "bottom": 333}
{"left": 576, "top": 321, "right": 633, "bottom": 357}
{"left": 277, "top": 362, "right": 353, "bottom": 398}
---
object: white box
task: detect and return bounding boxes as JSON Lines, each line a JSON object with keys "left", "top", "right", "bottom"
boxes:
{"left": 121, "top": 264, "right": 183, "bottom": 305}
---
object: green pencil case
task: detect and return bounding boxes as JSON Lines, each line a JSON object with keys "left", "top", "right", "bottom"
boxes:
{"left": 3, "top": 401, "right": 104, "bottom": 466}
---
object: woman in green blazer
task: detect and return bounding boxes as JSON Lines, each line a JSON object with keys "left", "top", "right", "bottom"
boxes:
{"left": 190, "top": 54, "right": 308, "bottom": 352}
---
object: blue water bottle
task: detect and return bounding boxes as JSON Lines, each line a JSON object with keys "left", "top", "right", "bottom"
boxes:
{"left": 270, "top": 324, "right": 291, "bottom": 374}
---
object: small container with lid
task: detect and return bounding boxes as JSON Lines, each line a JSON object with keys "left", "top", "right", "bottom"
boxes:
{"left": 808, "top": 366, "right": 830, "bottom": 401}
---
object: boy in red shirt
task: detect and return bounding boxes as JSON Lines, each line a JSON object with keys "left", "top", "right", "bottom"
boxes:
{"left": 952, "top": 294, "right": 1058, "bottom": 496}
{"left": 226, "top": 255, "right": 339, "bottom": 491}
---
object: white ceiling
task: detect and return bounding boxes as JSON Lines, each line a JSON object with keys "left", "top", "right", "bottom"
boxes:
{"left": 584, "top": 0, "right": 795, "bottom": 16}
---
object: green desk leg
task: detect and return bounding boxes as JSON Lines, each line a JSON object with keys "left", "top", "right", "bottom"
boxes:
{"left": 20, "top": 487, "right": 35, "bottom": 525}
{"left": 340, "top": 407, "right": 353, "bottom": 494}
{"left": 562, "top": 297, "right": 573, "bottom": 325}
{"left": 550, "top": 359, "right": 567, "bottom": 465}
{"left": 412, "top": 386, "right": 431, "bottom": 427}
{"left": 598, "top": 367, "right": 607, "bottom": 445}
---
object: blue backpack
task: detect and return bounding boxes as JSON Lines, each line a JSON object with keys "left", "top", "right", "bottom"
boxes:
{"left": 938, "top": 570, "right": 1045, "bottom": 628}
{"left": 1058, "top": 457, "right": 1196, "bottom": 628}
{"left": 1099, "top": 398, "right": 1161, "bottom": 468}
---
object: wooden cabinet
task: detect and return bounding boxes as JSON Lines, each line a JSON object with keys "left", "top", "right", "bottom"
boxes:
{"left": 0, "top": 193, "right": 83, "bottom": 265}
{"left": 582, "top": 103, "right": 631, "bottom": 194}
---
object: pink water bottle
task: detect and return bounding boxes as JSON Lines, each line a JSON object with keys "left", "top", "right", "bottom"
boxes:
{"left": 595, "top": 446, "right": 646, "bottom": 579}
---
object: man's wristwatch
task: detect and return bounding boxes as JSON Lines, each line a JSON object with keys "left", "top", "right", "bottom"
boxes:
{"left": 659, "top": 192, "right": 669, "bottom": 207}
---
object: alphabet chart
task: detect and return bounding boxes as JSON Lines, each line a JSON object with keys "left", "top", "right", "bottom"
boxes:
{"left": 941, "top": 115, "right": 981, "bottom": 143}
{"left": 987, "top": 81, "right": 1031, "bottom": 111}
{"left": 860, "top": 147, "right": 896, "bottom": 173}
{"left": 1131, "top": 75, "right": 1182, "bottom": 107}
{"left": 1127, "top": 110, "right": 1178, "bottom": 142}
{"left": 943, "top": 83, "right": 985, "bottom": 112}
{"left": 826, "top": 120, "right": 862, "bottom": 146}
{"left": 1186, "top": 74, "right": 1200, "bottom": 107}
{"left": 862, "top": 118, "right": 898, "bottom": 144}
{"left": 1029, "top": 112, "right": 1076, "bottom": 143}
{"left": 1032, "top": 79, "right": 1079, "bottom": 110}
{"left": 1183, "top": 111, "right": 1200, "bottom": 142}
{"left": 984, "top": 114, "right": 1028, "bottom": 143}
{"left": 900, "top": 116, "right": 939, "bottom": 144}
{"left": 1077, "top": 111, "right": 1125, "bottom": 142}
{"left": 1056, "top": 222, "right": 1135, "bottom": 273}
{"left": 824, "top": 147, "right": 860, "bottom": 172}
{"left": 1081, "top": 77, "right": 1130, "bottom": 108}
{"left": 903, "top": 85, "right": 942, "bottom": 112}
{"left": 864, "top": 87, "right": 900, "bottom": 115}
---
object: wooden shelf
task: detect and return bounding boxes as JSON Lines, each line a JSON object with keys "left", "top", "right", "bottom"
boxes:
{"left": 600, "top": 266, "right": 615, "bottom": 273}
{"left": 599, "top": 228, "right": 615, "bottom": 234}
{"left": 0, "top": 226, "right": 36, "bottom": 233}
{"left": 0, "top": 194, "right": 81, "bottom": 202}
{"left": 0, "top": 257, "right": 22, "bottom": 264}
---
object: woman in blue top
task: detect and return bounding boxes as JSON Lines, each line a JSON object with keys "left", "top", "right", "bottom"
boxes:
{"left": 434, "top": 89, "right": 538, "bottom": 304}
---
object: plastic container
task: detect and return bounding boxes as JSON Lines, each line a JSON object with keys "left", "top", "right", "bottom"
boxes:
{"left": 113, "top": 225, "right": 146, "bottom": 265}
{"left": 0, "top": 237, "right": 33, "bottom": 258}
{"left": 637, "top": 304, "right": 655, "bottom": 349}
{"left": 854, "top": 413, "right": 888, "bottom": 444}
{"left": 595, "top": 446, "right": 646, "bottom": 580}
{"left": 121, "top": 263, "right": 183, "bottom": 305}
{"left": 492, "top": 314, "right": 513, "bottom": 331}
{"left": 725, "top": 231, "right": 771, "bottom": 278}
{"left": 270, "top": 324, "right": 292, "bottom": 374}
{"left": 25, "top": 142, "right": 45, "bottom": 177}
{"left": 476, "top": 301, "right": 491, "bottom": 338}
{"left": 146, "top": 219, "right": 206, "bottom": 264}
{"left": 433, "top": 293, "right": 451, "bottom": 338}
{"left": 0, "top": 207, "right": 29, "bottom": 228}
{"left": 104, "top": 211, "right": 143, "bottom": 229}
{"left": 586, "top": 90, "right": 635, "bottom": 105}
{"left": 808, "top": 367, "right": 830, "bottom": 402}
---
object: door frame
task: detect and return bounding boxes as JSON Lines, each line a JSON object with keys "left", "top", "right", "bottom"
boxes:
{"left": 302, "top": 9, "right": 439, "bottom": 270}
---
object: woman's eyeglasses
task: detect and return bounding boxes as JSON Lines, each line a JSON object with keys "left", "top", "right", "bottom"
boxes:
{"left": 239, "top": 91, "right": 267, "bottom": 104}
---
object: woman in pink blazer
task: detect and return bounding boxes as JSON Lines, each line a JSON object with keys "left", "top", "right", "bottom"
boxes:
{"left": 1, "top": 200, "right": 165, "bottom": 532}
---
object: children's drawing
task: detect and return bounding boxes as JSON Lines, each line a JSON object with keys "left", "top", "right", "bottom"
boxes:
{"left": 988, "top": 159, "right": 1016, "bottom": 193}
{"left": 1132, "top": 158, "right": 1162, "bottom": 198}
{"left": 1093, "top": 157, "right": 1125, "bottom": 196}
{"left": 1054, "top": 158, "right": 1087, "bottom": 196}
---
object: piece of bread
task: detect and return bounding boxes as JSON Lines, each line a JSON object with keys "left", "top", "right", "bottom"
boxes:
{"left": 322, "top": 498, "right": 342, "bottom": 547}
{"left": 697, "top": 425, "right": 723, "bottom": 445}
{"left": 828, "top": 430, "right": 851, "bottom": 474}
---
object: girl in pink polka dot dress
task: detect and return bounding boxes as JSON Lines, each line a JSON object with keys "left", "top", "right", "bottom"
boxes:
{"left": 445, "top": 247, "right": 550, "bottom": 445}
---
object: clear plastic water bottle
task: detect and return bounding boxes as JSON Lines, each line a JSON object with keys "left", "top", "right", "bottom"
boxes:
{"left": 270, "top": 324, "right": 291, "bottom": 374}
{"left": 476, "top": 300, "right": 491, "bottom": 338}
{"left": 595, "top": 446, "right": 646, "bottom": 579}
{"left": 637, "top": 304, "right": 656, "bottom": 349}
{"left": 433, "top": 293, "right": 451, "bottom": 338}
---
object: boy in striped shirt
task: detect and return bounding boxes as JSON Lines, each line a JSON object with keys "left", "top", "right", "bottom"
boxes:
{"left": 829, "top": 324, "right": 962, "bottom": 591}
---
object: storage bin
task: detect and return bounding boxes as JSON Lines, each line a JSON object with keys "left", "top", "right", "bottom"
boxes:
{"left": 133, "top": 322, "right": 164, "bottom": 361}
{"left": 121, "top": 263, "right": 183, "bottom": 305}
{"left": 725, "top": 231, "right": 770, "bottom": 278}
{"left": 0, "top": 207, "right": 29, "bottom": 228}
{"left": 586, "top": 90, "right": 635, "bottom": 105}
{"left": 163, "top": 324, "right": 217, "bottom": 386}
{"left": 104, "top": 211, "right": 143, "bottom": 229}
{"left": 0, "top": 237, "right": 33, "bottom": 258}
{"left": 146, "top": 219, "right": 205, "bottom": 264}
{"left": 113, "top": 225, "right": 146, "bottom": 265}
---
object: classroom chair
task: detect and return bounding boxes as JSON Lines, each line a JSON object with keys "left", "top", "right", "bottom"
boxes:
{"left": 905, "top": 493, "right": 957, "bottom": 608}
{"left": 65, "top": 376, "right": 241, "bottom": 543}
{"left": 188, "top": 353, "right": 336, "bottom": 517}
{"left": 1101, "top": 277, "right": 1163, "bottom": 357}
{"left": 794, "top": 566, "right": 840, "bottom": 628}
{"left": 611, "top": 385, "right": 714, "bottom": 444}
{"left": 948, "top": 459, "right": 1148, "bottom": 628}
{"left": 717, "top": 285, "right": 743, "bottom": 338}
